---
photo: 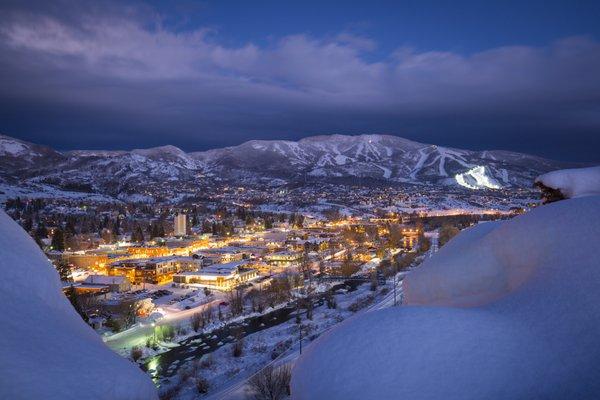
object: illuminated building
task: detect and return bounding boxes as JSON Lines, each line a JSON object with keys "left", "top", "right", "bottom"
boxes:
{"left": 172, "top": 261, "right": 258, "bottom": 290}
{"left": 174, "top": 213, "right": 187, "bottom": 236}
{"left": 108, "top": 256, "right": 201, "bottom": 285}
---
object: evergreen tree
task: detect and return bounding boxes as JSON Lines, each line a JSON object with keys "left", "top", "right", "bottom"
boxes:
{"left": 264, "top": 217, "right": 273, "bottom": 230}
{"left": 64, "top": 285, "right": 89, "bottom": 323}
{"left": 201, "top": 220, "right": 212, "bottom": 233}
{"left": 132, "top": 225, "right": 145, "bottom": 243}
{"left": 34, "top": 222, "right": 48, "bottom": 248}
{"left": 55, "top": 260, "right": 73, "bottom": 282}
{"left": 22, "top": 216, "right": 33, "bottom": 232}
{"left": 51, "top": 228, "right": 65, "bottom": 251}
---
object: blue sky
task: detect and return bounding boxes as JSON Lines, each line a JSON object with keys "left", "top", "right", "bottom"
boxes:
{"left": 0, "top": 0, "right": 599, "bottom": 161}
{"left": 148, "top": 0, "right": 600, "bottom": 52}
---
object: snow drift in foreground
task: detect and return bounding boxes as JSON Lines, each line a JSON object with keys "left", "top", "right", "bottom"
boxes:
{"left": 535, "top": 165, "right": 600, "bottom": 199}
{"left": 0, "top": 211, "right": 157, "bottom": 400}
{"left": 291, "top": 195, "right": 600, "bottom": 400}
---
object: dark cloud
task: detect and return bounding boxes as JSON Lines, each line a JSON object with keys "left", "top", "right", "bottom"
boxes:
{"left": 0, "top": 1, "right": 599, "bottom": 161}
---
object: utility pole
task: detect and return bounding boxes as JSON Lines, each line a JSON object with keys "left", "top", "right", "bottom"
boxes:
{"left": 296, "top": 300, "right": 302, "bottom": 354}
{"left": 393, "top": 260, "right": 398, "bottom": 306}
{"left": 299, "top": 320, "right": 303, "bottom": 355}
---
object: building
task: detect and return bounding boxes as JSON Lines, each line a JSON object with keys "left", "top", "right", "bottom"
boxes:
{"left": 108, "top": 256, "right": 201, "bottom": 285}
{"left": 82, "top": 275, "right": 131, "bottom": 293}
{"left": 174, "top": 213, "right": 187, "bottom": 236}
{"left": 264, "top": 250, "right": 302, "bottom": 266}
{"left": 195, "top": 247, "right": 246, "bottom": 265}
{"left": 62, "top": 253, "right": 109, "bottom": 270}
{"left": 173, "top": 261, "right": 258, "bottom": 291}
{"left": 126, "top": 236, "right": 209, "bottom": 258}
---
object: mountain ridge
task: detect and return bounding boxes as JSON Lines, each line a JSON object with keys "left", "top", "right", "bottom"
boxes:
{"left": 0, "top": 133, "right": 582, "bottom": 202}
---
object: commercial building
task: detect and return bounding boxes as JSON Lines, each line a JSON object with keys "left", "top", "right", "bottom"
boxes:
{"left": 108, "top": 256, "right": 201, "bottom": 285}
{"left": 172, "top": 261, "right": 258, "bottom": 291}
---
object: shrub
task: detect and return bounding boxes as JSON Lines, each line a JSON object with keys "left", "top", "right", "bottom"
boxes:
{"left": 160, "top": 325, "right": 176, "bottom": 342}
{"left": 130, "top": 346, "right": 143, "bottom": 362}
{"left": 195, "top": 376, "right": 210, "bottom": 394}
{"left": 232, "top": 338, "right": 244, "bottom": 357}
{"left": 248, "top": 364, "right": 292, "bottom": 400}
{"left": 200, "top": 354, "right": 214, "bottom": 369}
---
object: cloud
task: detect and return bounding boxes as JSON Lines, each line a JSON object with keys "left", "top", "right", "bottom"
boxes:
{"left": 0, "top": 2, "right": 599, "bottom": 160}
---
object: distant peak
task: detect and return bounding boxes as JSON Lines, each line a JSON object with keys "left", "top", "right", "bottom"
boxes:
{"left": 132, "top": 145, "right": 186, "bottom": 156}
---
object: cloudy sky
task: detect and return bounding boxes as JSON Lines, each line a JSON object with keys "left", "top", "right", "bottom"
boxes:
{"left": 1, "top": 0, "right": 599, "bottom": 161}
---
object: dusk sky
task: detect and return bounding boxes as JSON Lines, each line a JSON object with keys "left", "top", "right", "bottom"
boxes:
{"left": 1, "top": 0, "right": 599, "bottom": 161}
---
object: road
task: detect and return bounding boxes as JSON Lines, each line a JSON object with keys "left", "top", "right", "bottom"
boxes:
{"left": 425, "top": 230, "right": 440, "bottom": 257}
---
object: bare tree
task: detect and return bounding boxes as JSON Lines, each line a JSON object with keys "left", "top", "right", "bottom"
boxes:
{"left": 228, "top": 286, "right": 245, "bottom": 317}
{"left": 130, "top": 346, "right": 143, "bottom": 362}
{"left": 191, "top": 312, "right": 202, "bottom": 332}
{"left": 248, "top": 364, "right": 292, "bottom": 400}
{"left": 232, "top": 327, "right": 244, "bottom": 357}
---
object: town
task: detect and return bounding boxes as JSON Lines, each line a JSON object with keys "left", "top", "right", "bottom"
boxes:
{"left": 2, "top": 180, "right": 529, "bottom": 398}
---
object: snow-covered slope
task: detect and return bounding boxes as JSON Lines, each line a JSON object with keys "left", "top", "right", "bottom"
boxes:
{"left": 0, "top": 210, "right": 158, "bottom": 400}
{"left": 292, "top": 193, "right": 600, "bottom": 399}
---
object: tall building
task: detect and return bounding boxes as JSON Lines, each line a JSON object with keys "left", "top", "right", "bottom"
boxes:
{"left": 174, "top": 213, "right": 186, "bottom": 236}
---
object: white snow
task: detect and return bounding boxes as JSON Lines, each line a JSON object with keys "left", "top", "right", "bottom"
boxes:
{"left": 0, "top": 139, "right": 30, "bottom": 156}
{"left": 409, "top": 148, "right": 429, "bottom": 180}
{"left": 535, "top": 165, "right": 600, "bottom": 199}
{"left": 334, "top": 154, "right": 349, "bottom": 165}
{"left": 455, "top": 165, "right": 502, "bottom": 189}
{"left": 0, "top": 210, "right": 158, "bottom": 399}
{"left": 292, "top": 195, "right": 600, "bottom": 400}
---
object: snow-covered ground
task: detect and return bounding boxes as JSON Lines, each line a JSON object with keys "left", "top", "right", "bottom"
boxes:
{"left": 0, "top": 209, "right": 157, "bottom": 399}
{"left": 535, "top": 165, "right": 600, "bottom": 199}
{"left": 291, "top": 185, "right": 600, "bottom": 399}
{"left": 149, "top": 278, "right": 397, "bottom": 399}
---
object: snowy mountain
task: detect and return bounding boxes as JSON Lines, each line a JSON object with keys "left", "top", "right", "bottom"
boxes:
{"left": 292, "top": 171, "right": 600, "bottom": 399}
{"left": 0, "top": 134, "right": 577, "bottom": 201}
{"left": 0, "top": 209, "right": 158, "bottom": 399}
{"left": 193, "top": 134, "right": 571, "bottom": 187}
{"left": 0, "top": 134, "right": 65, "bottom": 183}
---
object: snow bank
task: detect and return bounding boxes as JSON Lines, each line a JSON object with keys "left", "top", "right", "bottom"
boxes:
{"left": 0, "top": 210, "right": 157, "bottom": 400}
{"left": 535, "top": 165, "right": 600, "bottom": 199}
{"left": 291, "top": 195, "right": 600, "bottom": 400}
